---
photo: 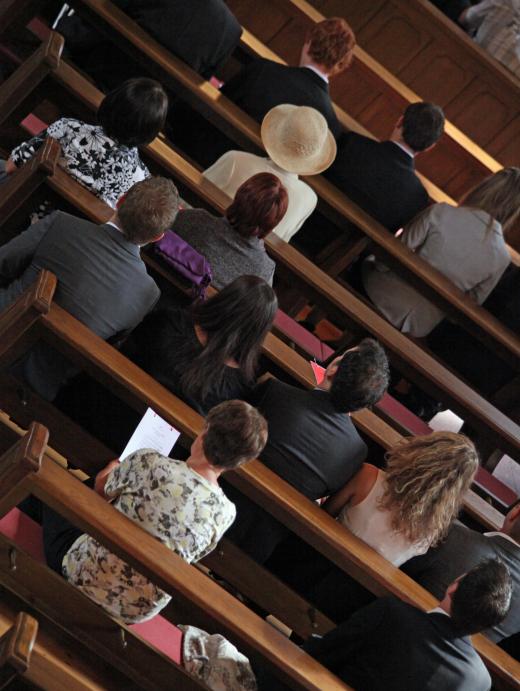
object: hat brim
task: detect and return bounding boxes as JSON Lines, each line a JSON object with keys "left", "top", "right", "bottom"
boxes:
{"left": 261, "top": 104, "right": 337, "bottom": 176}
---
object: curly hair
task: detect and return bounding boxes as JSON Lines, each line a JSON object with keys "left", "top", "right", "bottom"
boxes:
{"left": 307, "top": 18, "right": 356, "bottom": 71}
{"left": 379, "top": 432, "right": 478, "bottom": 547}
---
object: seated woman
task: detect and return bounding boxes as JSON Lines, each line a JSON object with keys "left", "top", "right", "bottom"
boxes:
{"left": 4, "top": 78, "right": 168, "bottom": 207}
{"left": 203, "top": 104, "right": 336, "bottom": 242}
{"left": 56, "top": 275, "right": 277, "bottom": 451}
{"left": 36, "top": 400, "right": 268, "bottom": 624}
{"left": 265, "top": 432, "right": 478, "bottom": 623}
{"left": 172, "top": 172, "right": 288, "bottom": 288}
{"left": 361, "top": 167, "right": 519, "bottom": 337}
{"left": 324, "top": 431, "right": 478, "bottom": 566}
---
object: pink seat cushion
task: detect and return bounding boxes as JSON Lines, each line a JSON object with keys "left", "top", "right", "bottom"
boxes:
{"left": 274, "top": 310, "right": 334, "bottom": 361}
{"left": 376, "top": 394, "right": 432, "bottom": 436}
{"left": 130, "top": 618, "right": 182, "bottom": 663}
{"left": 0, "top": 507, "right": 45, "bottom": 561}
{"left": 0, "top": 508, "right": 182, "bottom": 663}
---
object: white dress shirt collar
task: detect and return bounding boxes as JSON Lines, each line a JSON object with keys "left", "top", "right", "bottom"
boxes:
{"left": 302, "top": 64, "right": 329, "bottom": 84}
{"left": 392, "top": 141, "right": 415, "bottom": 158}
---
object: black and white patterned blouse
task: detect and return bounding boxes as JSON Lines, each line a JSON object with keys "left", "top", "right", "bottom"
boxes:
{"left": 10, "top": 117, "right": 150, "bottom": 208}
{"left": 62, "top": 449, "right": 236, "bottom": 624}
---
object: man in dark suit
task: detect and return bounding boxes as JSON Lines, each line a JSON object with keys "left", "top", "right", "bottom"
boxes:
{"left": 221, "top": 17, "right": 356, "bottom": 140}
{"left": 223, "top": 338, "right": 389, "bottom": 563}
{"left": 170, "top": 16, "right": 355, "bottom": 166}
{"left": 57, "top": 0, "right": 242, "bottom": 86}
{"left": 293, "top": 101, "right": 445, "bottom": 256}
{"left": 327, "top": 102, "right": 444, "bottom": 231}
{"left": 256, "top": 558, "right": 512, "bottom": 691}
{"left": 0, "top": 177, "right": 179, "bottom": 400}
{"left": 404, "top": 500, "right": 520, "bottom": 644}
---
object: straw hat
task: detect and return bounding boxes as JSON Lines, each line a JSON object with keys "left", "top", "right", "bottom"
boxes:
{"left": 261, "top": 104, "right": 337, "bottom": 176}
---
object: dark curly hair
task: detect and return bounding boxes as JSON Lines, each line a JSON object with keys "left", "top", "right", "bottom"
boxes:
{"left": 329, "top": 338, "right": 390, "bottom": 412}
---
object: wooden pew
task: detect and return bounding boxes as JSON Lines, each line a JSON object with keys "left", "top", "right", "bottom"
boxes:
{"left": 0, "top": 589, "right": 131, "bottom": 691}
{"left": 0, "top": 286, "right": 517, "bottom": 689}
{"left": 0, "top": 0, "right": 46, "bottom": 37}
{"left": 3, "top": 28, "right": 520, "bottom": 378}
{"left": 2, "top": 122, "right": 520, "bottom": 471}
{"left": 0, "top": 423, "right": 349, "bottom": 690}
{"left": 0, "top": 137, "right": 60, "bottom": 233}
{"left": 227, "top": 0, "right": 503, "bottom": 202}
{"left": 35, "top": 7, "right": 520, "bottom": 371}
{"left": 0, "top": 161, "right": 503, "bottom": 531}
{"left": 0, "top": 611, "right": 38, "bottom": 688}
{"left": 311, "top": 0, "right": 520, "bottom": 169}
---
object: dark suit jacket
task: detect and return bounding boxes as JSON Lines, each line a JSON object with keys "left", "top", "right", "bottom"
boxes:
{"left": 223, "top": 379, "right": 367, "bottom": 563}
{"left": 222, "top": 58, "right": 342, "bottom": 138}
{"left": 256, "top": 598, "right": 491, "bottom": 691}
{"left": 404, "top": 521, "right": 520, "bottom": 643}
{"left": 325, "top": 132, "right": 429, "bottom": 232}
{"left": 58, "top": 0, "right": 242, "bottom": 83}
{"left": 0, "top": 212, "right": 159, "bottom": 400}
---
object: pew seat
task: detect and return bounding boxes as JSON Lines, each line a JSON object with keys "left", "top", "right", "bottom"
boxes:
{"left": 0, "top": 507, "right": 184, "bottom": 665}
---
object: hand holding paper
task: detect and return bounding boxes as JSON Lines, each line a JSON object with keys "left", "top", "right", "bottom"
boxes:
{"left": 121, "top": 407, "right": 181, "bottom": 461}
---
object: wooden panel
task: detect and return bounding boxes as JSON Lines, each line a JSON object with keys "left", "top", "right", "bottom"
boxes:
{"left": 400, "top": 46, "right": 477, "bottom": 108}
{"left": 319, "top": 0, "right": 384, "bottom": 31}
{"left": 226, "top": 0, "right": 293, "bottom": 43}
{"left": 448, "top": 82, "right": 516, "bottom": 148}
{"left": 353, "top": 7, "right": 427, "bottom": 76}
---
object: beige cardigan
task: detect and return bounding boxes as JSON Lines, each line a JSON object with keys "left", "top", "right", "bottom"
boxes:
{"left": 362, "top": 203, "right": 511, "bottom": 337}
{"left": 203, "top": 150, "right": 317, "bottom": 242}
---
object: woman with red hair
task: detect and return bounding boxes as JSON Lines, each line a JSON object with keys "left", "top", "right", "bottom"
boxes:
{"left": 172, "top": 172, "right": 288, "bottom": 288}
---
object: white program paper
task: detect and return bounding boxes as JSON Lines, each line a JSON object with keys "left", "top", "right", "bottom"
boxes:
{"left": 121, "top": 407, "right": 180, "bottom": 461}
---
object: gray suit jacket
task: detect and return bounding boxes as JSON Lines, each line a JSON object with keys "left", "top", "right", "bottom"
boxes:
{"left": 0, "top": 211, "right": 160, "bottom": 400}
{"left": 404, "top": 521, "right": 520, "bottom": 642}
{"left": 362, "top": 203, "right": 510, "bottom": 337}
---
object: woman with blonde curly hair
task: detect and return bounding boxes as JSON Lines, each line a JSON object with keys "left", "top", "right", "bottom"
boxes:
{"left": 323, "top": 431, "right": 479, "bottom": 566}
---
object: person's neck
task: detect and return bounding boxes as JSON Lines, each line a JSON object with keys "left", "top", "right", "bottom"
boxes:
{"left": 390, "top": 136, "right": 416, "bottom": 158}
{"left": 187, "top": 453, "right": 222, "bottom": 486}
{"left": 300, "top": 60, "right": 330, "bottom": 83}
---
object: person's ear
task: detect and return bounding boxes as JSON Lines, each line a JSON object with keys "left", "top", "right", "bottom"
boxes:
{"left": 151, "top": 232, "right": 165, "bottom": 243}
{"left": 446, "top": 576, "right": 462, "bottom": 601}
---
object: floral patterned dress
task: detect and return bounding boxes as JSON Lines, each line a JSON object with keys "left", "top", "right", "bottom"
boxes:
{"left": 10, "top": 117, "right": 150, "bottom": 208}
{"left": 62, "top": 450, "right": 236, "bottom": 623}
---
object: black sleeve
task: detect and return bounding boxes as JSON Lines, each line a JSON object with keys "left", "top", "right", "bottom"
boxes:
{"left": 303, "top": 597, "right": 391, "bottom": 673}
{"left": 221, "top": 60, "right": 261, "bottom": 101}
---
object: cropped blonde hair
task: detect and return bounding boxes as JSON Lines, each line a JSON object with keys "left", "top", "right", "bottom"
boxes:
{"left": 379, "top": 432, "right": 478, "bottom": 547}
{"left": 461, "top": 166, "right": 520, "bottom": 232}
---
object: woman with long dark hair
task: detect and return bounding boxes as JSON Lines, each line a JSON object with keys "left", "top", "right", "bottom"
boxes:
{"left": 56, "top": 276, "right": 277, "bottom": 453}
{"left": 126, "top": 275, "right": 278, "bottom": 412}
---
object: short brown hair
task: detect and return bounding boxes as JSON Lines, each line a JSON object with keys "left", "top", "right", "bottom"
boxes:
{"left": 203, "top": 400, "right": 268, "bottom": 470}
{"left": 226, "top": 173, "right": 288, "bottom": 239}
{"left": 307, "top": 18, "right": 356, "bottom": 71}
{"left": 118, "top": 177, "right": 179, "bottom": 244}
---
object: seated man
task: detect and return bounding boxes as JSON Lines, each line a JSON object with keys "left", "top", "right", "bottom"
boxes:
{"left": 57, "top": 0, "right": 242, "bottom": 86}
{"left": 293, "top": 102, "right": 445, "bottom": 256}
{"left": 169, "top": 17, "right": 355, "bottom": 166}
{"left": 26, "top": 400, "right": 267, "bottom": 624}
{"left": 223, "top": 338, "right": 390, "bottom": 564}
{"left": 256, "top": 558, "right": 512, "bottom": 691}
{"left": 221, "top": 17, "right": 356, "bottom": 139}
{"left": 0, "top": 177, "right": 178, "bottom": 400}
{"left": 404, "top": 500, "right": 520, "bottom": 644}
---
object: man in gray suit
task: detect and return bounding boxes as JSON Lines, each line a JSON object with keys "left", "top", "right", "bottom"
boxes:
{"left": 0, "top": 177, "right": 179, "bottom": 400}
{"left": 404, "top": 499, "right": 520, "bottom": 644}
